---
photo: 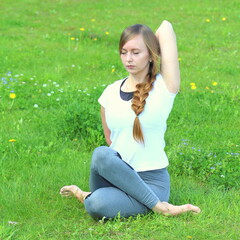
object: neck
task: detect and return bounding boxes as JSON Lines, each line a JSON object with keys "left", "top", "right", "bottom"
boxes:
{"left": 128, "top": 74, "right": 146, "bottom": 85}
{"left": 124, "top": 75, "right": 146, "bottom": 92}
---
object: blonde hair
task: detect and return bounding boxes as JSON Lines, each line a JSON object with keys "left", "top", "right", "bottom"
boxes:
{"left": 119, "top": 24, "right": 160, "bottom": 143}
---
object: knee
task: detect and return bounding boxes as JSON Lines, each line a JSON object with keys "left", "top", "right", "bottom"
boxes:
{"left": 91, "top": 146, "right": 115, "bottom": 170}
{"left": 92, "top": 146, "right": 109, "bottom": 161}
{"left": 84, "top": 192, "right": 110, "bottom": 219}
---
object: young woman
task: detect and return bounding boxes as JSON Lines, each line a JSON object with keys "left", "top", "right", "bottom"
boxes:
{"left": 60, "top": 20, "right": 201, "bottom": 218}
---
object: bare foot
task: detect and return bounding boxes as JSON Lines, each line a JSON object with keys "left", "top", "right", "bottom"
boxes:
{"left": 153, "top": 201, "right": 201, "bottom": 216}
{"left": 59, "top": 185, "right": 91, "bottom": 203}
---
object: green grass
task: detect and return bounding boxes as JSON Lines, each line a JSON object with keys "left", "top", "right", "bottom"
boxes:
{"left": 0, "top": 0, "right": 239, "bottom": 239}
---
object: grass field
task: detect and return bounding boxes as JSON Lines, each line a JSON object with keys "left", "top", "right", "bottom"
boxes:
{"left": 1, "top": 0, "right": 239, "bottom": 239}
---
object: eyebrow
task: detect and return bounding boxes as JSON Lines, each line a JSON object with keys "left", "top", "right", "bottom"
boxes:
{"left": 121, "top": 48, "right": 141, "bottom": 51}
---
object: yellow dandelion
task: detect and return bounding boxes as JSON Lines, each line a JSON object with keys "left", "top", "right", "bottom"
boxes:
{"left": 191, "top": 85, "right": 197, "bottom": 90}
{"left": 80, "top": 28, "right": 85, "bottom": 31}
{"left": 211, "top": 90, "right": 214, "bottom": 93}
{"left": 111, "top": 68, "right": 115, "bottom": 73}
{"left": 93, "top": 38, "right": 97, "bottom": 41}
{"left": 91, "top": 19, "right": 96, "bottom": 22}
{"left": 105, "top": 32, "right": 109, "bottom": 35}
{"left": 205, "top": 86, "right": 210, "bottom": 90}
{"left": 187, "top": 236, "right": 193, "bottom": 239}
{"left": 190, "top": 83, "right": 196, "bottom": 86}
{"left": 178, "top": 57, "right": 182, "bottom": 61}
{"left": 9, "top": 93, "right": 16, "bottom": 99}
{"left": 70, "top": 37, "right": 75, "bottom": 40}
{"left": 222, "top": 17, "right": 226, "bottom": 21}
{"left": 9, "top": 139, "right": 16, "bottom": 142}
{"left": 205, "top": 19, "right": 211, "bottom": 23}
{"left": 212, "top": 82, "right": 218, "bottom": 86}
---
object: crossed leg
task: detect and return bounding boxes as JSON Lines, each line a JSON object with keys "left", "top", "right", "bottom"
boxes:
{"left": 60, "top": 146, "right": 201, "bottom": 217}
{"left": 59, "top": 185, "right": 200, "bottom": 217}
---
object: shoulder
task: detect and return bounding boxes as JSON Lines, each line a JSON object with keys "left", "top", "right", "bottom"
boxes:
{"left": 106, "top": 79, "right": 124, "bottom": 90}
{"left": 101, "top": 79, "right": 124, "bottom": 97}
{"left": 103, "top": 78, "right": 125, "bottom": 94}
{"left": 153, "top": 74, "right": 177, "bottom": 97}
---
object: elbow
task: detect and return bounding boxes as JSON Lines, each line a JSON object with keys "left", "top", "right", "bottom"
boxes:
{"left": 162, "top": 20, "right": 173, "bottom": 28}
{"left": 106, "top": 139, "right": 112, "bottom": 146}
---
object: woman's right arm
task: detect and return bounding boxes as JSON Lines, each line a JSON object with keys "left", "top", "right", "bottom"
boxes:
{"left": 100, "top": 106, "right": 112, "bottom": 146}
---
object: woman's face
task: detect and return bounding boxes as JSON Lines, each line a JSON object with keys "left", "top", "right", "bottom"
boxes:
{"left": 120, "top": 35, "right": 150, "bottom": 77}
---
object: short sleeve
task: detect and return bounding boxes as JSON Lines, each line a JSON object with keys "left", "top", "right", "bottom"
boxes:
{"left": 156, "top": 74, "right": 177, "bottom": 98}
{"left": 98, "top": 85, "right": 111, "bottom": 108}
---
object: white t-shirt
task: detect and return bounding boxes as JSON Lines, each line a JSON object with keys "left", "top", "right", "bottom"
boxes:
{"left": 98, "top": 74, "right": 177, "bottom": 172}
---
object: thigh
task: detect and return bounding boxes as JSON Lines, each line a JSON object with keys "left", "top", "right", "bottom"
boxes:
{"left": 84, "top": 187, "right": 149, "bottom": 219}
{"left": 138, "top": 168, "right": 170, "bottom": 202}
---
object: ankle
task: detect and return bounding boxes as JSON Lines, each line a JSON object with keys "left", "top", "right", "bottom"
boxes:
{"left": 152, "top": 201, "right": 169, "bottom": 213}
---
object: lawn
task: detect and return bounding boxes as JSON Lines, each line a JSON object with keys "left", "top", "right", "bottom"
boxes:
{"left": 0, "top": 0, "right": 239, "bottom": 239}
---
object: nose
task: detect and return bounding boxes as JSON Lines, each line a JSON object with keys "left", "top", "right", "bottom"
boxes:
{"left": 126, "top": 52, "right": 133, "bottom": 62}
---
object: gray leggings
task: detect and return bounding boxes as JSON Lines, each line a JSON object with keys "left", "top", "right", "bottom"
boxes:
{"left": 84, "top": 146, "right": 170, "bottom": 219}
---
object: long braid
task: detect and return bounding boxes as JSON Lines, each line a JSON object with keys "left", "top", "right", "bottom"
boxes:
{"left": 131, "top": 64, "right": 156, "bottom": 143}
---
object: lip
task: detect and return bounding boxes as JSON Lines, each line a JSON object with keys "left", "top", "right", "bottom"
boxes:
{"left": 126, "top": 65, "right": 135, "bottom": 69}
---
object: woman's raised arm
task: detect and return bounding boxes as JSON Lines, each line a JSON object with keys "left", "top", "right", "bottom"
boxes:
{"left": 156, "top": 20, "right": 180, "bottom": 93}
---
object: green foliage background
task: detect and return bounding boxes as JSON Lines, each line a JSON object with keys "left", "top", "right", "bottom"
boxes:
{"left": 0, "top": 0, "right": 239, "bottom": 239}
